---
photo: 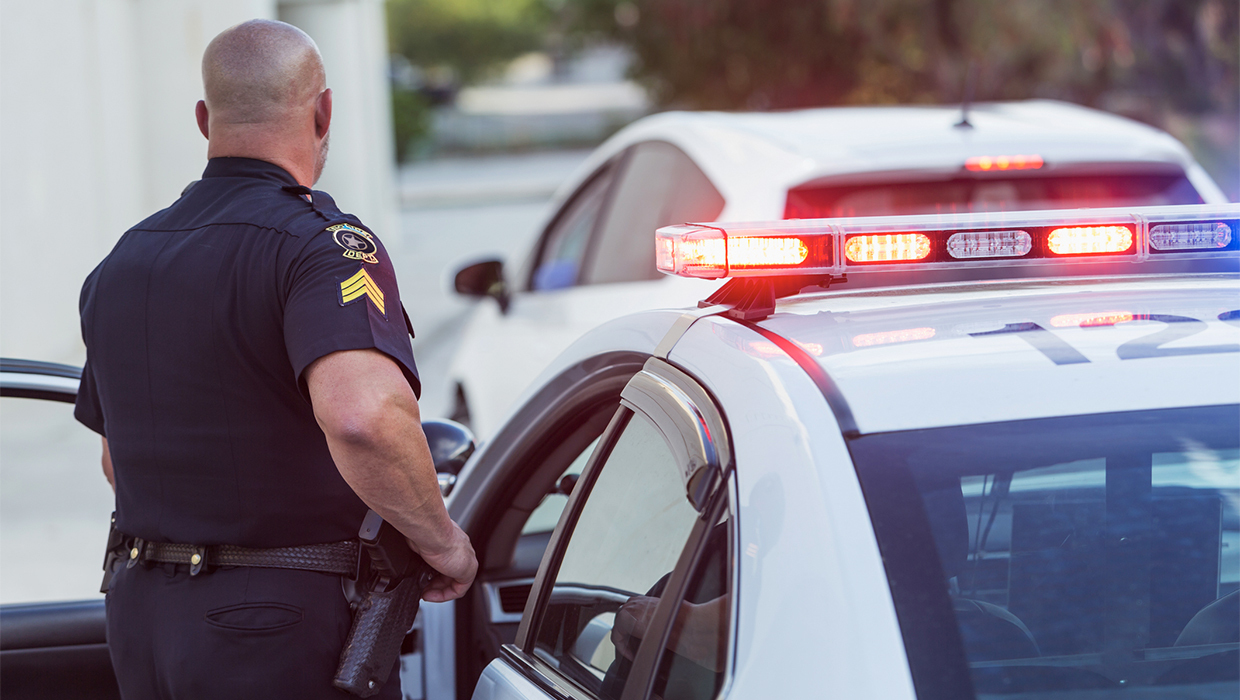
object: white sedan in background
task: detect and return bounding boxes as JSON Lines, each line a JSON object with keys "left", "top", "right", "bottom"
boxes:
{"left": 447, "top": 100, "right": 1229, "bottom": 439}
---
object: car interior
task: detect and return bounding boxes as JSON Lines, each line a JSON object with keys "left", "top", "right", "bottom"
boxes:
{"left": 852, "top": 405, "right": 1240, "bottom": 698}
{"left": 453, "top": 395, "right": 622, "bottom": 697}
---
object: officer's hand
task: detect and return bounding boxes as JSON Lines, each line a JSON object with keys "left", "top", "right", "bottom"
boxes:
{"left": 611, "top": 595, "right": 661, "bottom": 660}
{"left": 412, "top": 523, "right": 477, "bottom": 603}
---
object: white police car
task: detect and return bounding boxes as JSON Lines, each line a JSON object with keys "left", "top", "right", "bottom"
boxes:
{"left": 3, "top": 205, "right": 1237, "bottom": 700}
{"left": 450, "top": 203, "right": 1239, "bottom": 700}
{"left": 447, "top": 101, "right": 1231, "bottom": 440}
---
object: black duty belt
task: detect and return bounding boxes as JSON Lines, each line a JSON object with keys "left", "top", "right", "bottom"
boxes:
{"left": 128, "top": 539, "right": 359, "bottom": 577}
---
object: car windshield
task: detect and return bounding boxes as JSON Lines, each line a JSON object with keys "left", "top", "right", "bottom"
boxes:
{"left": 849, "top": 405, "right": 1239, "bottom": 699}
{"left": 785, "top": 172, "right": 1203, "bottom": 218}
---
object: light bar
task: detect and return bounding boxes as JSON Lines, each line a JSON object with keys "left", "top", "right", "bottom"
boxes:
{"left": 965, "top": 155, "right": 1044, "bottom": 172}
{"left": 1047, "top": 225, "right": 1133, "bottom": 255}
{"left": 947, "top": 230, "right": 1032, "bottom": 259}
{"left": 655, "top": 204, "right": 1238, "bottom": 282}
{"left": 1149, "top": 222, "right": 1232, "bottom": 251}
{"left": 845, "top": 234, "right": 931, "bottom": 263}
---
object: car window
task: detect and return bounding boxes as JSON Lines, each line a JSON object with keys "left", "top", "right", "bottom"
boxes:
{"left": 649, "top": 511, "right": 732, "bottom": 700}
{"left": 583, "top": 141, "right": 725, "bottom": 286}
{"left": 532, "top": 412, "right": 701, "bottom": 699}
{"left": 850, "top": 405, "right": 1239, "bottom": 699}
{"left": 0, "top": 396, "right": 113, "bottom": 603}
{"left": 521, "top": 438, "right": 597, "bottom": 535}
{"left": 532, "top": 165, "right": 617, "bottom": 291}
{"left": 785, "top": 172, "right": 1204, "bottom": 218}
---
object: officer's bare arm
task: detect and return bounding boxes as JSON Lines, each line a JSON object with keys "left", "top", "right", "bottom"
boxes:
{"left": 101, "top": 437, "right": 115, "bottom": 492}
{"left": 305, "top": 348, "right": 477, "bottom": 602}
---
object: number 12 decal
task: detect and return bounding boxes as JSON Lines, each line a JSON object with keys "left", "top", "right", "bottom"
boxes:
{"left": 970, "top": 311, "right": 1240, "bottom": 365}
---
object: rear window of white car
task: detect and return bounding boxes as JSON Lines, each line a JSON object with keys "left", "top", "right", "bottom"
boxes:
{"left": 849, "top": 404, "right": 1238, "bottom": 699}
{"left": 786, "top": 171, "right": 1203, "bottom": 218}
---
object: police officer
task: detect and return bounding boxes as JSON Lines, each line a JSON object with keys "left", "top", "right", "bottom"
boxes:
{"left": 73, "top": 19, "right": 477, "bottom": 699}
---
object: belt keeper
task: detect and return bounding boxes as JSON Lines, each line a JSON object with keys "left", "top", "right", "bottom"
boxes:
{"left": 190, "top": 546, "right": 207, "bottom": 576}
{"left": 126, "top": 538, "right": 145, "bottom": 569}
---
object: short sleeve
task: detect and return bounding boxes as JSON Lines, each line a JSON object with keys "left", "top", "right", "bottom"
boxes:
{"left": 75, "top": 357, "right": 106, "bottom": 436}
{"left": 283, "top": 224, "right": 420, "bottom": 399}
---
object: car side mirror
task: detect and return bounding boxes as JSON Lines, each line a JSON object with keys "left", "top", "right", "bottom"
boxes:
{"left": 422, "top": 419, "right": 476, "bottom": 497}
{"left": 454, "top": 259, "right": 510, "bottom": 314}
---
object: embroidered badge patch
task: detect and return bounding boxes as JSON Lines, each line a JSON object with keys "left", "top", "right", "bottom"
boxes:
{"left": 339, "top": 267, "right": 386, "bottom": 317}
{"left": 328, "top": 224, "right": 379, "bottom": 265}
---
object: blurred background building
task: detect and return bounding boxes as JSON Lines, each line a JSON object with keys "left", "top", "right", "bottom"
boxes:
{"left": 0, "top": 0, "right": 396, "bottom": 364}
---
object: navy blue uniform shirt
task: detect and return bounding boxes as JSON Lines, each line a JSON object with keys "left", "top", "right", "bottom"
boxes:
{"left": 75, "top": 157, "right": 419, "bottom": 548}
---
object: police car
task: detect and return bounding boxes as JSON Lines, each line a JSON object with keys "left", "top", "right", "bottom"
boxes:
{"left": 447, "top": 101, "right": 1230, "bottom": 439}
{"left": 2, "top": 205, "right": 1237, "bottom": 700}
{"left": 445, "top": 203, "right": 1239, "bottom": 700}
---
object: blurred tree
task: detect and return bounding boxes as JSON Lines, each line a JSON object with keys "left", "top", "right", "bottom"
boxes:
{"left": 387, "top": 0, "right": 551, "bottom": 84}
{"left": 386, "top": 0, "right": 554, "bottom": 160}
{"left": 391, "top": 87, "right": 431, "bottom": 163}
{"left": 563, "top": 0, "right": 1238, "bottom": 117}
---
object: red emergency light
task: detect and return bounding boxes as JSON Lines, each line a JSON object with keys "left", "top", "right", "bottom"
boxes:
{"left": 965, "top": 155, "right": 1044, "bottom": 172}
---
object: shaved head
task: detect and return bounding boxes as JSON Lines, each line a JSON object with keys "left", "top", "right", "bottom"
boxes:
{"left": 198, "top": 19, "right": 333, "bottom": 185}
{"left": 203, "top": 19, "right": 324, "bottom": 124}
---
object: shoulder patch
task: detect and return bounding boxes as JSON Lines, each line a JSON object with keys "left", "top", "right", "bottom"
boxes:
{"left": 339, "top": 266, "right": 387, "bottom": 317}
{"left": 328, "top": 223, "right": 379, "bottom": 265}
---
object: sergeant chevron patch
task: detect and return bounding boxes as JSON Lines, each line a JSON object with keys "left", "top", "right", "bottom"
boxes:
{"left": 339, "top": 267, "right": 386, "bottom": 317}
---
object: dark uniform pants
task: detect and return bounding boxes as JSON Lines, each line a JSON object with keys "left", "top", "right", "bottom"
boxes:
{"left": 106, "top": 562, "right": 401, "bottom": 700}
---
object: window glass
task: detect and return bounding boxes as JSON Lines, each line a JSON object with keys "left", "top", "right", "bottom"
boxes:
{"left": 584, "top": 142, "right": 725, "bottom": 286}
{"left": 533, "top": 413, "right": 700, "bottom": 699}
{"left": 649, "top": 513, "right": 731, "bottom": 700}
{"left": 521, "top": 438, "right": 597, "bottom": 535}
{"left": 533, "top": 166, "right": 615, "bottom": 291}
{"left": 785, "top": 173, "right": 1203, "bottom": 219}
{"left": 851, "top": 405, "right": 1239, "bottom": 699}
{"left": 0, "top": 396, "right": 113, "bottom": 603}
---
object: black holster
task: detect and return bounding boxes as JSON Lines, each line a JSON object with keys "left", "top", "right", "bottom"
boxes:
{"left": 100, "top": 512, "right": 126, "bottom": 593}
{"left": 333, "top": 511, "right": 435, "bottom": 698}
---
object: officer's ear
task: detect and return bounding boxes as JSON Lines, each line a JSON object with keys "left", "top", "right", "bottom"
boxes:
{"left": 195, "top": 100, "right": 210, "bottom": 140}
{"left": 315, "top": 89, "right": 332, "bottom": 140}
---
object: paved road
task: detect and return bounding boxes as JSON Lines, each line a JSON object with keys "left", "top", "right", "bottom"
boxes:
{"left": 0, "top": 150, "right": 589, "bottom": 603}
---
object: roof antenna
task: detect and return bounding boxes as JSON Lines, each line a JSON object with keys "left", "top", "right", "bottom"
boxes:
{"left": 955, "top": 60, "right": 978, "bottom": 129}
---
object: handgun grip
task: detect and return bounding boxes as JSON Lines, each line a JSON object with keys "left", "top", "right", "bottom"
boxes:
{"left": 333, "top": 573, "right": 425, "bottom": 697}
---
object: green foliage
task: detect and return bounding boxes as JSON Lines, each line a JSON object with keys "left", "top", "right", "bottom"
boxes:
{"left": 387, "top": 0, "right": 552, "bottom": 83}
{"left": 391, "top": 88, "right": 431, "bottom": 163}
{"left": 563, "top": 0, "right": 1238, "bottom": 116}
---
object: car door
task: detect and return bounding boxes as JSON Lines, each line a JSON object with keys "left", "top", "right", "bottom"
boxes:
{"left": 470, "top": 359, "right": 736, "bottom": 700}
{"left": 0, "top": 358, "right": 478, "bottom": 700}
{"left": 450, "top": 142, "right": 726, "bottom": 439}
{"left": 0, "top": 359, "right": 120, "bottom": 699}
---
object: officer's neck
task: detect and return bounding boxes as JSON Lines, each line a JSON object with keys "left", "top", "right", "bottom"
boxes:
{"left": 206, "top": 134, "right": 319, "bottom": 188}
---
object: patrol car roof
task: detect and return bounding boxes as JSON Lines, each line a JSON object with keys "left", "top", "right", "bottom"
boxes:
{"left": 553, "top": 100, "right": 1226, "bottom": 221}
{"left": 752, "top": 274, "right": 1240, "bottom": 434}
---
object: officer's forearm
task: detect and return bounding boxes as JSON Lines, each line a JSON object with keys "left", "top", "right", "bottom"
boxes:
{"left": 101, "top": 437, "right": 115, "bottom": 493}
{"left": 326, "top": 402, "right": 457, "bottom": 555}
{"left": 306, "top": 349, "right": 457, "bottom": 555}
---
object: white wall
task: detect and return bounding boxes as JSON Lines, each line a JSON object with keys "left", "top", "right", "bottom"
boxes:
{"left": 0, "top": 0, "right": 396, "bottom": 364}
{"left": 280, "top": 0, "right": 398, "bottom": 248}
